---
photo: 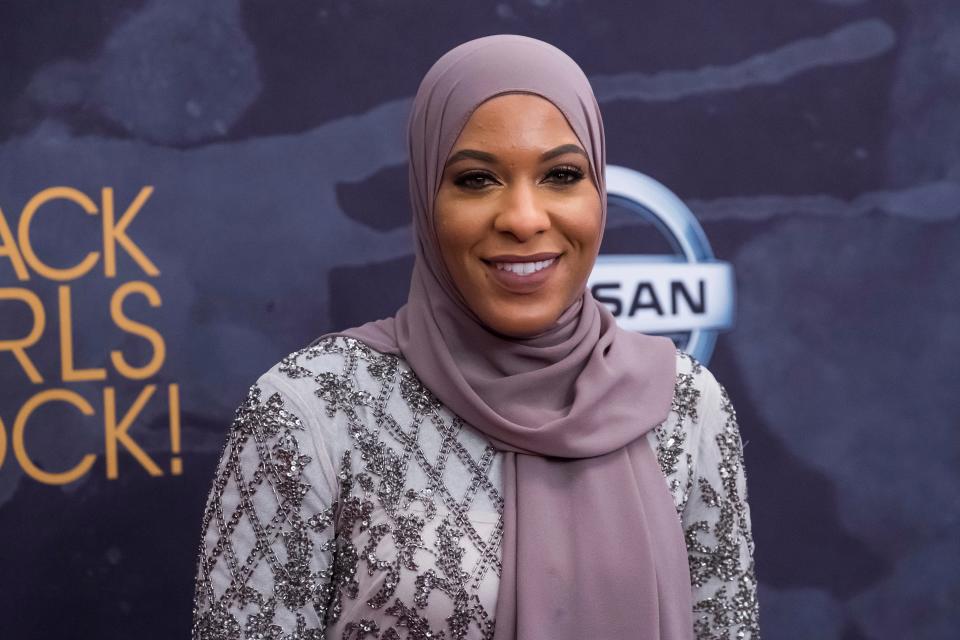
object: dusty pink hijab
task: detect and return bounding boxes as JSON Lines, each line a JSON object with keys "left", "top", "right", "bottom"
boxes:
{"left": 329, "top": 34, "right": 693, "bottom": 639}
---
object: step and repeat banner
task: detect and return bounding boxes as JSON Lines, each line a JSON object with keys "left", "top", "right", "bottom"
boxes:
{"left": 1, "top": 1, "right": 957, "bottom": 638}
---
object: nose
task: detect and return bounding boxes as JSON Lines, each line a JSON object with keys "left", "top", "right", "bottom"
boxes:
{"left": 493, "top": 182, "right": 550, "bottom": 241}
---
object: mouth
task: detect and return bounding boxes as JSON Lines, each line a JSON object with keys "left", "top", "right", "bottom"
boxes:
{"left": 482, "top": 253, "right": 561, "bottom": 292}
{"left": 491, "top": 256, "right": 558, "bottom": 276}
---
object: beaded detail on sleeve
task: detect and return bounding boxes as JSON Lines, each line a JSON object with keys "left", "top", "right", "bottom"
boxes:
{"left": 193, "top": 336, "right": 504, "bottom": 639}
{"left": 191, "top": 383, "right": 336, "bottom": 639}
{"left": 648, "top": 350, "right": 762, "bottom": 640}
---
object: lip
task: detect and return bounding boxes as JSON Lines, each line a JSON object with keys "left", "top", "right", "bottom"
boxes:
{"left": 483, "top": 253, "right": 561, "bottom": 293}
{"left": 484, "top": 252, "right": 561, "bottom": 263}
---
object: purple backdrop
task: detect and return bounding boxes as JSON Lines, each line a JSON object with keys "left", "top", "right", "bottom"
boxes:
{"left": 1, "top": 1, "right": 958, "bottom": 638}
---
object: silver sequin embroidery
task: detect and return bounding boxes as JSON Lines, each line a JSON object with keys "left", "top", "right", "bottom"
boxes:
{"left": 193, "top": 339, "right": 760, "bottom": 639}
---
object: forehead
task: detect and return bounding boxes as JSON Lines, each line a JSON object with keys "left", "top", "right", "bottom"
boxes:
{"left": 452, "top": 93, "right": 581, "bottom": 148}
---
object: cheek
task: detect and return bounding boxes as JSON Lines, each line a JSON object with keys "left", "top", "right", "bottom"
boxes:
{"left": 554, "top": 193, "right": 602, "bottom": 303}
{"left": 556, "top": 190, "right": 603, "bottom": 253}
{"left": 434, "top": 195, "right": 486, "bottom": 279}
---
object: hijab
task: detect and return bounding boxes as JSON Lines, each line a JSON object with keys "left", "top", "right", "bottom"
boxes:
{"left": 325, "top": 34, "right": 693, "bottom": 639}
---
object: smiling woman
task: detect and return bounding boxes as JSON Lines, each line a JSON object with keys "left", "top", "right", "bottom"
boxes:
{"left": 192, "top": 34, "right": 760, "bottom": 640}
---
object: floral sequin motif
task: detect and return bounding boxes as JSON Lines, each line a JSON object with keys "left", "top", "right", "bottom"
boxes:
{"left": 194, "top": 338, "right": 759, "bottom": 639}
{"left": 651, "top": 350, "right": 761, "bottom": 639}
{"left": 292, "top": 336, "right": 499, "bottom": 639}
{"left": 192, "top": 384, "right": 335, "bottom": 639}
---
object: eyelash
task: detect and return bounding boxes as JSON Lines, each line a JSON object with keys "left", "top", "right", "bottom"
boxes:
{"left": 453, "top": 165, "right": 586, "bottom": 190}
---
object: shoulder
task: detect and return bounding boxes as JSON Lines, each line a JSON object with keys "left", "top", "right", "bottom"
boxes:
{"left": 671, "top": 348, "right": 730, "bottom": 424}
{"left": 254, "top": 334, "right": 403, "bottom": 402}
{"left": 222, "top": 335, "right": 411, "bottom": 488}
{"left": 646, "top": 348, "right": 732, "bottom": 512}
{"left": 252, "top": 334, "right": 446, "bottom": 428}
{"left": 673, "top": 348, "right": 741, "bottom": 461}
{"left": 235, "top": 334, "right": 401, "bottom": 435}
{"left": 267, "top": 334, "right": 397, "bottom": 382}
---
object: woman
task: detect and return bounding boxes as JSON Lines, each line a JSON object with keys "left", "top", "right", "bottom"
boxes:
{"left": 192, "top": 35, "right": 760, "bottom": 640}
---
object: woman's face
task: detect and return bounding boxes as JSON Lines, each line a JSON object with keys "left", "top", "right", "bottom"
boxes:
{"left": 435, "top": 93, "right": 603, "bottom": 338}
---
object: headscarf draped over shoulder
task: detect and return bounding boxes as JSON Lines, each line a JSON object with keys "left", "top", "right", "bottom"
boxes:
{"left": 327, "top": 34, "right": 693, "bottom": 640}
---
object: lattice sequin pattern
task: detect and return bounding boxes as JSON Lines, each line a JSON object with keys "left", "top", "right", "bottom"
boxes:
{"left": 192, "top": 338, "right": 760, "bottom": 639}
{"left": 192, "top": 384, "right": 336, "bottom": 639}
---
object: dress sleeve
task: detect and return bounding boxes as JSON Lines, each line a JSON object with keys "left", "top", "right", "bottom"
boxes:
{"left": 191, "top": 370, "right": 339, "bottom": 640}
{"left": 683, "top": 364, "right": 762, "bottom": 639}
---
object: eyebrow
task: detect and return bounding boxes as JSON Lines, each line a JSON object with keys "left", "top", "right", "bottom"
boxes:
{"left": 444, "top": 149, "right": 496, "bottom": 168}
{"left": 443, "top": 143, "right": 588, "bottom": 170}
{"left": 541, "top": 143, "right": 588, "bottom": 162}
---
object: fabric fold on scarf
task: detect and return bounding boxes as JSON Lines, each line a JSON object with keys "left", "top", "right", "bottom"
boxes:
{"left": 322, "top": 34, "right": 694, "bottom": 639}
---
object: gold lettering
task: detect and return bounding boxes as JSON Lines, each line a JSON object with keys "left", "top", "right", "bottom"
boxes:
{"left": 59, "top": 285, "right": 106, "bottom": 382}
{"left": 102, "top": 187, "right": 159, "bottom": 278}
{"left": 168, "top": 383, "right": 182, "bottom": 475}
{"left": 0, "top": 287, "right": 46, "bottom": 383}
{"left": 17, "top": 187, "right": 101, "bottom": 281}
{"left": 109, "top": 281, "right": 165, "bottom": 379}
{"left": 0, "top": 205, "right": 29, "bottom": 280}
{"left": 0, "top": 415, "right": 7, "bottom": 470}
{"left": 103, "top": 385, "right": 162, "bottom": 479}
{"left": 13, "top": 389, "right": 97, "bottom": 485}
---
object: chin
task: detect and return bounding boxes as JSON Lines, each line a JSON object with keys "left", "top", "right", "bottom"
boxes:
{"left": 479, "top": 307, "right": 559, "bottom": 338}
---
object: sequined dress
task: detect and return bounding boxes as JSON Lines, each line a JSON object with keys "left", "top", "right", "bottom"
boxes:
{"left": 191, "top": 336, "right": 761, "bottom": 640}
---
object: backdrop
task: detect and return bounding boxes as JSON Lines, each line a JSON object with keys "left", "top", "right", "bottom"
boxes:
{"left": 1, "top": 1, "right": 958, "bottom": 638}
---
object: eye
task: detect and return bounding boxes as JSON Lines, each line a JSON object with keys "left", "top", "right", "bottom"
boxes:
{"left": 545, "top": 164, "right": 586, "bottom": 185}
{"left": 454, "top": 170, "right": 498, "bottom": 190}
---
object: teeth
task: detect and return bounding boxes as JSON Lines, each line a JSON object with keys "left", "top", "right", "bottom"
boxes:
{"left": 494, "top": 257, "right": 556, "bottom": 276}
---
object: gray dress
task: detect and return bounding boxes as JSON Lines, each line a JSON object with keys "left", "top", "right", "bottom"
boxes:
{"left": 191, "top": 335, "right": 761, "bottom": 639}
